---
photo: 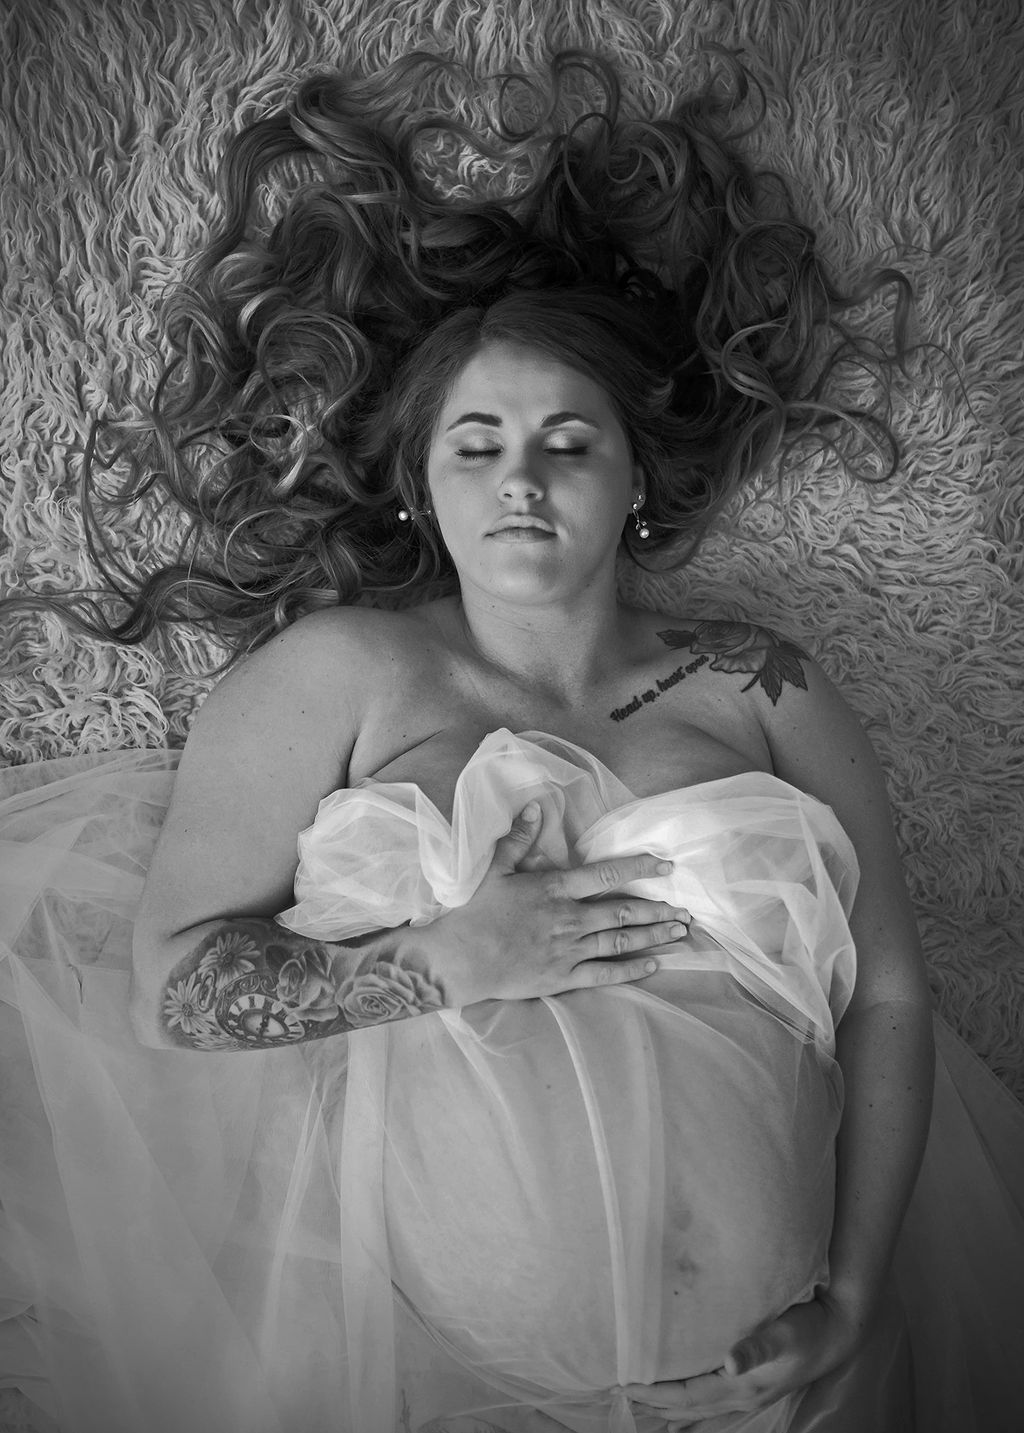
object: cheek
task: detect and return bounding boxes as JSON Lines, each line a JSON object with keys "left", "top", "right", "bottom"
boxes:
{"left": 426, "top": 481, "right": 481, "bottom": 560}
{"left": 429, "top": 474, "right": 465, "bottom": 520}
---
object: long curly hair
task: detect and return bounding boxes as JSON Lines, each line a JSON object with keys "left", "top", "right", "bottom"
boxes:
{"left": 20, "top": 46, "right": 923, "bottom": 662}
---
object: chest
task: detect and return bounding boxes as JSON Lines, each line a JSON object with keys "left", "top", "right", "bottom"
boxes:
{"left": 350, "top": 653, "right": 773, "bottom": 817}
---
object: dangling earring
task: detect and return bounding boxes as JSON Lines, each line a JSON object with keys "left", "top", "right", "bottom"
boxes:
{"left": 632, "top": 495, "right": 650, "bottom": 540}
{"left": 397, "top": 504, "right": 432, "bottom": 522}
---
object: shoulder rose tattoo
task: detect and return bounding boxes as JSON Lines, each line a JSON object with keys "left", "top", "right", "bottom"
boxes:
{"left": 658, "top": 621, "right": 810, "bottom": 703}
{"left": 609, "top": 619, "right": 810, "bottom": 722}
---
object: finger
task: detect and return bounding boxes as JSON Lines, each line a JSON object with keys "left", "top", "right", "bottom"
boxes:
{"left": 490, "top": 800, "right": 543, "bottom": 873}
{"left": 725, "top": 1317, "right": 794, "bottom": 1375}
{"left": 621, "top": 1381, "right": 689, "bottom": 1407}
{"left": 562, "top": 954, "right": 660, "bottom": 990}
{"left": 622, "top": 1370, "right": 735, "bottom": 1412}
{"left": 628, "top": 1372, "right": 754, "bottom": 1424}
{"left": 659, "top": 1369, "right": 737, "bottom": 1402}
{"left": 622, "top": 1378, "right": 712, "bottom": 1405}
{"left": 578, "top": 898, "right": 691, "bottom": 934}
{"left": 559, "top": 852, "right": 674, "bottom": 898}
{"left": 579, "top": 920, "right": 689, "bottom": 960}
{"left": 724, "top": 1339, "right": 764, "bottom": 1377}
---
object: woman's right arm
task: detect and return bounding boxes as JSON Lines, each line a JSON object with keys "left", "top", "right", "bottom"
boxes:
{"left": 131, "top": 612, "right": 688, "bottom": 1051}
{"left": 130, "top": 610, "right": 370, "bottom": 1048}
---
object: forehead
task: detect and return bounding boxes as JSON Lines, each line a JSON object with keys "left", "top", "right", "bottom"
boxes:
{"left": 439, "top": 341, "right": 617, "bottom": 416}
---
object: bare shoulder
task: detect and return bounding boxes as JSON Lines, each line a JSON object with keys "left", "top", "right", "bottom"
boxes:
{"left": 229, "top": 603, "right": 424, "bottom": 678}
{"left": 194, "top": 604, "right": 429, "bottom": 736}
{"left": 701, "top": 620, "right": 906, "bottom": 905}
{"left": 634, "top": 603, "right": 902, "bottom": 850}
{"left": 739, "top": 627, "right": 930, "bottom": 1007}
{"left": 136, "top": 604, "right": 432, "bottom": 945}
{"left": 641, "top": 610, "right": 927, "bottom": 1004}
{"left": 643, "top": 611, "right": 869, "bottom": 786}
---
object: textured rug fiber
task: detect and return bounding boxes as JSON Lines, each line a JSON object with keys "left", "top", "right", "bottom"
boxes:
{"left": 1, "top": 0, "right": 1021, "bottom": 1093}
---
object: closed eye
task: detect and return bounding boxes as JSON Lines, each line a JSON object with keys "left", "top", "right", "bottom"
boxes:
{"left": 455, "top": 446, "right": 588, "bottom": 460}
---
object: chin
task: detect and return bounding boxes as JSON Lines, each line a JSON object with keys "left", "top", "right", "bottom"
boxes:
{"left": 461, "top": 552, "right": 611, "bottom": 606}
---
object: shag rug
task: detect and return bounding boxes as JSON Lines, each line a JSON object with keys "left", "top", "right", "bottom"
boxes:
{"left": 0, "top": 4, "right": 1022, "bottom": 1418}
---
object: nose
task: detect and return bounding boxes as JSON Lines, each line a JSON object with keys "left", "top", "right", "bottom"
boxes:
{"left": 498, "top": 449, "right": 545, "bottom": 503}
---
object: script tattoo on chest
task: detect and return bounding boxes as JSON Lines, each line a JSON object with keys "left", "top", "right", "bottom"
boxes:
{"left": 609, "top": 619, "right": 810, "bottom": 722}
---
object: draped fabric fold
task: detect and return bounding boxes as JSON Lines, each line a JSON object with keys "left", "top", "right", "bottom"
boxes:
{"left": 2, "top": 735, "right": 1023, "bottom": 1432}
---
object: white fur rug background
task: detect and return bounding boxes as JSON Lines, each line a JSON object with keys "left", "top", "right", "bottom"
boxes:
{"left": 1, "top": 0, "right": 1022, "bottom": 1427}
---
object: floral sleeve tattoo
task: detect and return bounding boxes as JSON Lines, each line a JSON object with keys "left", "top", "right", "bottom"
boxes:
{"left": 160, "top": 919, "right": 445, "bottom": 1051}
{"left": 609, "top": 619, "right": 810, "bottom": 721}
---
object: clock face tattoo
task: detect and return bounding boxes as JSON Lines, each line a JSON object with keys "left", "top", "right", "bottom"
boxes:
{"left": 220, "top": 991, "right": 306, "bottom": 1043}
{"left": 609, "top": 620, "right": 810, "bottom": 722}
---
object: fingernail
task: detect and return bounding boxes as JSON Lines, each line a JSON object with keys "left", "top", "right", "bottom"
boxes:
{"left": 670, "top": 922, "right": 686, "bottom": 937}
{"left": 522, "top": 801, "right": 539, "bottom": 819}
{"left": 643, "top": 959, "right": 658, "bottom": 975}
{"left": 656, "top": 860, "right": 673, "bottom": 874}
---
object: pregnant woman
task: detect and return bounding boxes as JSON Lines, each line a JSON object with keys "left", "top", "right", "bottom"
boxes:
{"left": 2, "top": 50, "right": 1022, "bottom": 1433}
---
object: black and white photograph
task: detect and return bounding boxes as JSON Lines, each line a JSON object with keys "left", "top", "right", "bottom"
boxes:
{"left": 1, "top": 2, "right": 1022, "bottom": 1430}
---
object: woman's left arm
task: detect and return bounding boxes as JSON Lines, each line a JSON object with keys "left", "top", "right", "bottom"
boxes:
{"left": 626, "top": 645, "right": 935, "bottom": 1425}
{"left": 762, "top": 650, "right": 935, "bottom": 1341}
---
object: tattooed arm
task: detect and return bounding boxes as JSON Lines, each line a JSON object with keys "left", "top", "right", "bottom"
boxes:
{"left": 134, "top": 918, "right": 445, "bottom": 1051}
{"left": 132, "top": 825, "right": 684, "bottom": 1048}
{"left": 129, "top": 611, "right": 373, "bottom": 1050}
{"left": 134, "top": 850, "right": 685, "bottom": 1052}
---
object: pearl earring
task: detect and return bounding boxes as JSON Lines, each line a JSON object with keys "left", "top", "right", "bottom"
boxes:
{"left": 632, "top": 495, "right": 650, "bottom": 540}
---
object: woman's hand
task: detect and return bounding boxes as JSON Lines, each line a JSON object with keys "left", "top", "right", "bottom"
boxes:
{"left": 621, "top": 1294, "right": 863, "bottom": 1430}
{"left": 415, "top": 800, "right": 690, "bottom": 1007}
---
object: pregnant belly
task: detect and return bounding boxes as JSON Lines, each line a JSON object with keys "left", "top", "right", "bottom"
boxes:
{"left": 381, "top": 970, "right": 841, "bottom": 1394}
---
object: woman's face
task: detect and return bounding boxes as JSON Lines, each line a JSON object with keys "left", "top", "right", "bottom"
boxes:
{"left": 425, "top": 341, "right": 642, "bottom": 609}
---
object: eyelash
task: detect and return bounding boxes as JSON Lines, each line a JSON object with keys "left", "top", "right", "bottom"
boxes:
{"left": 455, "top": 446, "right": 588, "bottom": 460}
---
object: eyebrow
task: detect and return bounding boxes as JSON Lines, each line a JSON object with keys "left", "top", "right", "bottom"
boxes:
{"left": 445, "top": 410, "right": 600, "bottom": 432}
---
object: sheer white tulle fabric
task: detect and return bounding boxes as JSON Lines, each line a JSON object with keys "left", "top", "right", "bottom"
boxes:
{"left": 278, "top": 732, "right": 858, "bottom": 1059}
{"left": 1, "top": 733, "right": 1023, "bottom": 1433}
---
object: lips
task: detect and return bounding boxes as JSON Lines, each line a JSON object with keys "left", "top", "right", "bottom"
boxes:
{"left": 487, "top": 517, "right": 556, "bottom": 538}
